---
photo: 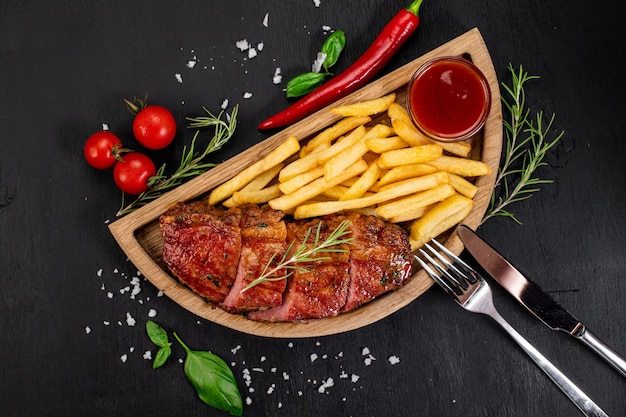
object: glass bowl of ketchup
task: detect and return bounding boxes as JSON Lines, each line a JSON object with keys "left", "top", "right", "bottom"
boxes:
{"left": 406, "top": 56, "right": 491, "bottom": 142}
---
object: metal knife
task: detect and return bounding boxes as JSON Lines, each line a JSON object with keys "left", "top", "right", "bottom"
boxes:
{"left": 457, "top": 224, "right": 626, "bottom": 377}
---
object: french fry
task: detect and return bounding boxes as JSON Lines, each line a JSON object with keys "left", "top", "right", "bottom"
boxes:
{"left": 377, "top": 144, "right": 443, "bottom": 169}
{"left": 330, "top": 93, "right": 396, "bottom": 117}
{"left": 389, "top": 203, "right": 435, "bottom": 224}
{"left": 293, "top": 171, "right": 448, "bottom": 219}
{"left": 389, "top": 103, "right": 471, "bottom": 157}
{"left": 269, "top": 160, "right": 368, "bottom": 212}
{"left": 426, "top": 155, "right": 491, "bottom": 177}
{"left": 377, "top": 163, "right": 438, "bottom": 187}
{"left": 365, "top": 136, "right": 409, "bottom": 153}
{"left": 391, "top": 117, "right": 431, "bottom": 147}
{"left": 339, "top": 157, "right": 382, "bottom": 200}
{"left": 300, "top": 116, "right": 371, "bottom": 156}
{"left": 315, "top": 125, "right": 366, "bottom": 165}
{"left": 375, "top": 184, "right": 455, "bottom": 220}
{"left": 448, "top": 173, "right": 478, "bottom": 198}
{"left": 323, "top": 124, "right": 392, "bottom": 181}
{"left": 209, "top": 136, "right": 300, "bottom": 205}
{"left": 223, "top": 163, "right": 283, "bottom": 207}
{"left": 278, "top": 142, "right": 329, "bottom": 182}
{"left": 279, "top": 166, "right": 324, "bottom": 195}
{"left": 409, "top": 194, "right": 474, "bottom": 250}
{"left": 231, "top": 184, "right": 283, "bottom": 206}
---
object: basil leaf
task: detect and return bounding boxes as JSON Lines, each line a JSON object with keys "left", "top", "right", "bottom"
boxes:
{"left": 146, "top": 320, "right": 169, "bottom": 348}
{"left": 174, "top": 333, "right": 243, "bottom": 416}
{"left": 321, "top": 30, "right": 346, "bottom": 70}
{"left": 152, "top": 345, "right": 172, "bottom": 369}
{"left": 286, "top": 72, "right": 327, "bottom": 98}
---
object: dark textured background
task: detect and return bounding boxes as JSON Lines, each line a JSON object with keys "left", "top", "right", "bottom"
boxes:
{"left": 1, "top": 1, "right": 624, "bottom": 416}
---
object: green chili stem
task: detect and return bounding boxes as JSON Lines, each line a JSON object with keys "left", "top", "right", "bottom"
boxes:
{"left": 406, "top": 0, "right": 424, "bottom": 16}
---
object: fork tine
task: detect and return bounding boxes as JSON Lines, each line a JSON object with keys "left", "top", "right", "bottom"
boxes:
{"left": 429, "top": 239, "right": 478, "bottom": 284}
{"left": 421, "top": 243, "right": 469, "bottom": 291}
{"left": 414, "top": 254, "right": 459, "bottom": 296}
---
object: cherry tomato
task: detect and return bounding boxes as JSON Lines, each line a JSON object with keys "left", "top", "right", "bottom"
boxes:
{"left": 84, "top": 131, "right": 122, "bottom": 169}
{"left": 132, "top": 105, "right": 177, "bottom": 149}
{"left": 113, "top": 152, "right": 156, "bottom": 195}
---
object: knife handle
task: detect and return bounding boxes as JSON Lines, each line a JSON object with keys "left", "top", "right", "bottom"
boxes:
{"left": 578, "top": 328, "right": 626, "bottom": 377}
{"left": 489, "top": 311, "right": 608, "bottom": 417}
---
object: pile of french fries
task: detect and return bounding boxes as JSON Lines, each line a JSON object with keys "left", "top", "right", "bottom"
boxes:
{"left": 208, "top": 93, "right": 490, "bottom": 251}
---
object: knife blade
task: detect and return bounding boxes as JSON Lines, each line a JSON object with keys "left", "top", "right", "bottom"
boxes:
{"left": 457, "top": 224, "right": 626, "bottom": 377}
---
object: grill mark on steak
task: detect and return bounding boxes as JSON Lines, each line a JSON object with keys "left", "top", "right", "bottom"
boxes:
{"left": 159, "top": 202, "right": 413, "bottom": 322}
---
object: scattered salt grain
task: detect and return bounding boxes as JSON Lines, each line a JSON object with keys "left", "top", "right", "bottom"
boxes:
{"left": 107, "top": 292, "right": 113, "bottom": 299}
{"left": 120, "top": 354, "right": 128, "bottom": 363}
{"left": 231, "top": 345, "right": 242, "bottom": 354}
{"left": 147, "top": 309, "right": 157, "bottom": 318}
{"left": 322, "top": 25, "right": 332, "bottom": 33}
{"left": 388, "top": 355, "right": 400, "bottom": 365}
{"left": 267, "top": 384, "right": 276, "bottom": 394}
{"left": 125, "top": 312, "right": 136, "bottom": 327}
{"left": 103, "top": 321, "right": 110, "bottom": 326}
{"left": 282, "top": 372, "right": 290, "bottom": 380}
{"left": 236, "top": 39, "right": 250, "bottom": 51}
{"left": 245, "top": 397, "right": 252, "bottom": 405}
{"left": 143, "top": 351, "right": 152, "bottom": 360}
{"left": 318, "top": 377, "right": 334, "bottom": 393}
{"left": 157, "top": 290, "right": 164, "bottom": 297}
{"left": 97, "top": 269, "right": 103, "bottom": 277}
{"left": 101, "top": 123, "right": 109, "bottom": 131}
{"left": 272, "top": 68, "right": 282, "bottom": 84}
{"left": 351, "top": 374, "right": 360, "bottom": 383}
{"left": 310, "top": 353, "right": 318, "bottom": 362}
{"left": 313, "top": 0, "right": 321, "bottom": 7}
{"left": 248, "top": 48, "right": 257, "bottom": 59}
{"left": 243, "top": 92, "right": 253, "bottom": 99}
{"left": 221, "top": 99, "right": 229, "bottom": 109}
{"left": 175, "top": 73, "right": 183, "bottom": 83}
{"left": 186, "top": 59, "right": 197, "bottom": 69}
{"left": 263, "top": 13, "right": 269, "bottom": 27}
{"left": 257, "top": 42, "right": 264, "bottom": 51}
{"left": 129, "top": 347, "right": 135, "bottom": 353}
{"left": 85, "top": 326, "right": 91, "bottom": 334}
{"left": 361, "top": 347, "right": 370, "bottom": 355}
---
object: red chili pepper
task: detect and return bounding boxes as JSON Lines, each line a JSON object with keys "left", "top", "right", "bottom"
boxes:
{"left": 258, "top": 0, "right": 424, "bottom": 130}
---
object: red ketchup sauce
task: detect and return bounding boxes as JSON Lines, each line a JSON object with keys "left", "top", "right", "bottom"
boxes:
{"left": 407, "top": 57, "right": 490, "bottom": 141}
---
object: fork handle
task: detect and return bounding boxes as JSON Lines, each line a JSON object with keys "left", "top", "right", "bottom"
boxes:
{"left": 578, "top": 328, "right": 626, "bottom": 377}
{"left": 489, "top": 310, "right": 609, "bottom": 417}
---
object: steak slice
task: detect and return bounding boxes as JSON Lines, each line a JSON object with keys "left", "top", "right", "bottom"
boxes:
{"left": 160, "top": 202, "right": 241, "bottom": 304}
{"left": 247, "top": 216, "right": 351, "bottom": 322}
{"left": 221, "top": 205, "right": 288, "bottom": 313}
{"left": 341, "top": 212, "right": 413, "bottom": 312}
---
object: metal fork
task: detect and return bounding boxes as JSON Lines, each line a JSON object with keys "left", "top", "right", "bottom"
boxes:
{"left": 416, "top": 240, "right": 609, "bottom": 417}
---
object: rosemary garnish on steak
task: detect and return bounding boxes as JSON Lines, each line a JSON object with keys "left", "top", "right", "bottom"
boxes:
{"left": 241, "top": 219, "right": 354, "bottom": 293}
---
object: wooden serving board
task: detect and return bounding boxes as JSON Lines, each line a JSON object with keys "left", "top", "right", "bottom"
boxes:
{"left": 109, "top": 28, "right": 502, "bottom": 338}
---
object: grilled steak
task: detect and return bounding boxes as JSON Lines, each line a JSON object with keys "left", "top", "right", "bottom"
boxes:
{"left": 160, "top": 202, "right": 413, "bottom": 322}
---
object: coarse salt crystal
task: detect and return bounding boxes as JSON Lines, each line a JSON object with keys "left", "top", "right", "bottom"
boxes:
{"left": 125, "top": 312, "right": 136, "bottom": 326}
{"left": 245, "top": 397, "right": 252, "bottom": 405}
{"left": 120, "top": 354, "right": 128, "bottom": 363}
{"left": 101, "top": 123, "right": 109, "bottom": 131}
{"left": 313, "top": 0, "right": 321, "bottom": 7}
{"left": 236, "top": 39, "right": 249, "bottom": 51}
{"left": 243, "top": 92, "right": 253, "bottom": 99}
{"left": 107, "top": 292, "right": 113, "bottom": 299}
{"left": 361, "top": 347, "right": 370, "bottom": 355}
{"left": 310, "top": 353, "right": 318, "bottom": 362}
{"left": 351, "top": 374, "right": 360, "bottom": 383}
{"left": 97, "top": 269, "right": 103, "bottom": 277}
{"left": 148, "top": 309, "right": 157, "bottom": 318}
{"left": 175, "top": 73, "right": 183, "bottom": 83}
{"left": 143, "top": 351, "right": 152, "bottom": 360}
{"left": 85, "top": 326, "right": 91, "bottom": 334}
{"left": 272, "top": 68, "right": 282, "bottom": 84}
{"left": 267, "top": 384, "right": 275, "bottom": 394}
{"left": 231, "top": 344, "right": 242, "bottom": 354}
{"left": 318, "top": 377, "right": 334, "bottom": 393}
{"left": 103, "top": 321, "right": 110, "bottom": 326}
{"left": 248, "top": 48, "right": 257, "bottom": 59}
{"left": 257, "top": 42, "right": 264, "bottom": 51}
{"left": 187, "top": 59, "right": 197, "bottom": 69}
{"left": 388, "top": 355, "right": 400, "bottom": 365}
{"left": 282, "top": 372, "right": 290, "bottom": 380}
{"left": 221, "top": 99, "right": 229, "bottom": 109}
{"left": 262, "top": 13, "right": 269, "bottom": 27}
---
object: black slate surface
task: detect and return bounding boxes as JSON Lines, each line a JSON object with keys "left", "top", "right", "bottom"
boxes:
{"left": 1, "top": 1, "right": 624, "bottom": 416}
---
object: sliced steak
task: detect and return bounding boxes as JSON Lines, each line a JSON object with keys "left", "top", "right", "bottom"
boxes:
{"left": 221, "top": 205, "right": 288, "bottom": 313}
{"left": 341, "top": 212, "right": 413, "bottom": 312}
{"left": 160, "top": 202, "right": 241, "bottom": 304}
{"left": 247, "top": 216, "right": 351, "bottom": 322}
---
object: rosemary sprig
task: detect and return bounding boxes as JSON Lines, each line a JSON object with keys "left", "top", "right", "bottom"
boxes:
{"left": 241, "top": 220, "right": 354, "bottom": 293}
{"left": 117, "top": 105, "right": 238, "bottom": 216}
{"left": 482, "top": 65, "right": 564, "bottom": 225}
